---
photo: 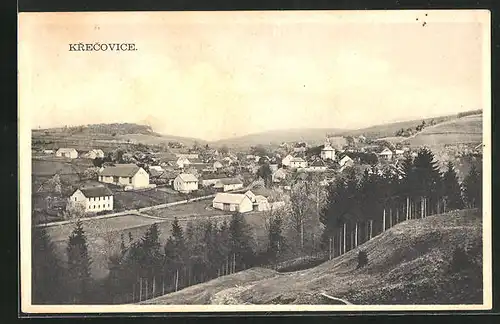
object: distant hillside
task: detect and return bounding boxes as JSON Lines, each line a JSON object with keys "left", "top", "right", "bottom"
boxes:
{"left": 34, "top": 123, "right": 156, "bottom": 136}
{"left": 405, "top": 114, "right": 482, "bottom": 147}
{"left": 143, "top": 209, "right": 482, "bottom": 305}
{"left": 211, "top": 128, "right": 349, "bottom": 148}
{"left": 32, "top": 123, "right": 205, "bottom": 150}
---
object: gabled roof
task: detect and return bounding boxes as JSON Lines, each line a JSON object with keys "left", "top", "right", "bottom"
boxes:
{"left": 310, "top": 159, "right": 326, "bottom": 167}
{"left": 213, "top": 193, "right": 249, "bottom": 204}
{"left": 57, "top": 148, "right": 77, "bottom": 153}
{"left": 100, "top": 164, "right": 141, "bottom": 177}
{"left": 149, "top": 169, "right": 164, "bottom": 178}
{"left": 291, "top": 157, "right": 306, "bottom": 162}
{"left": 379, "top": 147, "right": 393, "bottom": 155}
{"left": 75, "top": 186, "right": 113, "bottom": 198}
{"left": 244, "top": 190, "right": 256, "bottom": 201}
{"left": 176, "top": 173, "right": 198, "bottom": 182}
{"left": 159, "top": 170, "right": 179, "bottom": 179}
{"left": 216, "top": 178, "right": 243, "bottom": 185}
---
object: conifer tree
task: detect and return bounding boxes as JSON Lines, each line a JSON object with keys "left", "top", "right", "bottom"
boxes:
{"left": 66, "top": 220, "right": 92, "bottom": 303}
{"left": 267, "top": 212, "right": 286, "bottom": 263}
{"left": 140, "top": 223, "right": 163, "bottom": 278}
{"left": 32, "top": 227, "right": 65, "bottom": 304}
{"left": 442, "top": 161, "right": 464, "bottom": 210}
{"left": 229, "top": 213, "right": 255, "bottom": 271}
{"left": 462, "top": 164, "right": 482, "bottom": 208}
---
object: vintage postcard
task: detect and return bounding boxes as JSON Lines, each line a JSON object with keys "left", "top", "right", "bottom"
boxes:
{"left": 19, "top": 10, "right": 491, "bottom": 313}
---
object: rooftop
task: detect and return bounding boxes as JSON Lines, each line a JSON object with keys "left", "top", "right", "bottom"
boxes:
{"left": 100, "top": 164, "right": 141, "bottom": 177}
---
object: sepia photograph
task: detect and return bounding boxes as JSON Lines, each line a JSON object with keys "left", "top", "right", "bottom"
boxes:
{"left": 18, "top": 10, "right": 491, "bottom": 313}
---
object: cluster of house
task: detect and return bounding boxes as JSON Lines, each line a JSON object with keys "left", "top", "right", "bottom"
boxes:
{"left": 43, "top": 148, "right": 105, "bottom": 159}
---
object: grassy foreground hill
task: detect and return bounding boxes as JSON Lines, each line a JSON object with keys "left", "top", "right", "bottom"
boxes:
{"left": 142, "top": 209, "right": 483, "bottom": 305}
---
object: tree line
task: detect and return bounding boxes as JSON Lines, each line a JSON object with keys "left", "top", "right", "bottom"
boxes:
{"left": 319, "top": 148, "right": 482, "bottom": 256}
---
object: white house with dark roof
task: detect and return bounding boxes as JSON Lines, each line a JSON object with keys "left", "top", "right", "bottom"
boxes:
{"left": 176, "top": 157, "right": 191, "bottom": 169}
{"left": 213, "top": 178, "right": 244, "bottom": 192}
{"left": 83, "top": 149, "right": 105, "bottom": 159}
{"left": 212, "top": 192, "right": 253, "bottom": 213}
{"left": 173, "top": 173, "right": 199, "bottom": 193}
{"left": 289, "top": 157, "right": 308, "bottom": 169}
{"left": 56, "top": 148, "right": 78, "bottom": 159}
{"left": 98, "top": 164, "right": 149, "bottom": 189}
{"left": 281, "top": 154, "right": 294, "bottom": 167}
{"left": 307, "top": 159, "right": 327, "bottom": 171}
{"left": 378, "top": 147, "right": 394, "bottom": 161}
{"left": 272, "top": 168, "right": 288, "bottom": 183}
{"left": 69, "top": 185, "right": 113, "bottom": 213}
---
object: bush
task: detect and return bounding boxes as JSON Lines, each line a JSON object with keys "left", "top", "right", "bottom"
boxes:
{"left": 357, "top": 250, "right": 368, "bottom": 269}
{"left": 450, "top": 246, "right": 473, "bottom": 273}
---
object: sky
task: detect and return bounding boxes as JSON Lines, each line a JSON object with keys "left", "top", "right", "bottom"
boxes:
{"left": 18, "top": 11, "right": 489, "bottom": 141}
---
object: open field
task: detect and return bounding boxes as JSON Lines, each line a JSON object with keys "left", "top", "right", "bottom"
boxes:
{"left": 45, "top": 206, "right": 270, "bottom": 279}
{"left": 405, "top": 114, "right": 482, "bottom": 147}
{"left": 144, "top": 199, "right": 228, "bottom": 218}
{"left": 143, "top": 209, "right": 482, "bottom": 305}
{"left": 112, "top": 187, "right": 187, "bottom": 211}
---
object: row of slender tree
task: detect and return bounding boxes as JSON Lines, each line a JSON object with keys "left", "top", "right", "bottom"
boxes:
{"left": 319, "top": 148, "right": 482, "bottom": 257}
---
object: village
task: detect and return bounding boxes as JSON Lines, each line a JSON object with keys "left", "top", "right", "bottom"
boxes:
{"left": 32, "top": 132, "right": 455, "bottom": 226}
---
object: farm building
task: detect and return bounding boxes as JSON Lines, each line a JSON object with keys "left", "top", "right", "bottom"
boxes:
{"left": 56, "top": 148, "right": 78, "bottom": 159}
{"left": 281, "top": 154, "right": 294, "bottom": 167}
{"left": 307, "top": 159, "right": 327, "bottom": 171}
{"left": 175, "top": 153, "right": 199, "bottom": 159}
{"left": 213, "top": 178, "right": 244, "bottom": 192}
{"left": 176, "top": 157, "right": 191, "bottom": 169}
{"left": 289, "top": 157, "right": 308, "bottom": 169}
{"left": 98, "top": 164, "right": 150, "bottom": 189}
{"left": 378, "top": 147, "right": 394, "bottom": 161}
{"left": 272, "top": 168, "right": 288, "bottom": 183}
{"left": 43, "top": 149, "right": 54, "bottom": 155}
{"left": 69, "top": 184, "right": 113, "bottom": 213}
{"left": 253, "top": 195, "right": 270, "bottom": 211}
{"left": 200, "top": 174, "right": 226, "bottom": 187}
{"left": 339, "top": 155, "right": 354, "bottom": 168}
{"left": 212, "top": 192, "right": 254, "bottom": 213}
{"left": 213, "top": 161, "right": 224, "bottom": 170}
{"left": 83, "top": 149, "right": 105, "bottom": 159}
{"left": 394, "top": 149, "right": 405, "bottom": 159}
{"left": 173, "top": 173, "right": 199, "bottom": 193}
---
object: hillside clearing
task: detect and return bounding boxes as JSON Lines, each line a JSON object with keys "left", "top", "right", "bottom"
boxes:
{"left": 142, "top": 209, "right": 482, "bottom": 305}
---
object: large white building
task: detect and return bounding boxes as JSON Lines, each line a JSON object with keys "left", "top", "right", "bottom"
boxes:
{"left": 320, "top": 143, "right": 336, "bottom": 160}
{"left": 98, "top": 164, "right": 150, "bottom": 189}
{"left": 289, "top": 157, "right": 308, "bottom": 169}
{"left": 173, "top": 173, "right": 199, "bottom": 193}
{"left": 212, "top": 192, "right": 254, "bottom": 213}
{"left": 56, "top": 148, "right": 78, "bottom": 159}
{"left": 69, "top": 185, "right": 113, "bottom": 213}
{"left": 213, "top": 178, "right": 244, "bottom": 192}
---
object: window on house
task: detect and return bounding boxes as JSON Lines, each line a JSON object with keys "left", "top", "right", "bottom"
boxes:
{"left": 129, "top": 177, "right": 132, "bottom": 184}
{"left": 113, "top": 176, "right": 119, "bottom": 182}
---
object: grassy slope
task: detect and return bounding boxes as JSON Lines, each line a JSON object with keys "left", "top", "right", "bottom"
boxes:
{"left": 143, "top": 209, "right": 482, "bottom": 305}
{"left": 406, "top": 114, "right": 482, "bottom": 147}
{"left": 211, "top": 128, "right": 348, "bottom": 148}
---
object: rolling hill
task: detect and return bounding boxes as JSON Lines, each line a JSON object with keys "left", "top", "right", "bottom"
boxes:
{"left": 142, "top": 209, "right": 483, "bottom": 305}
{"left": 405, "top": 114, "right": 482, "bottom": 147}
{"left": 211, "top": 128, "right": 349, "bottom": 148}
{"left": 32, "top": 123, "right": 206, "bottom": 151}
